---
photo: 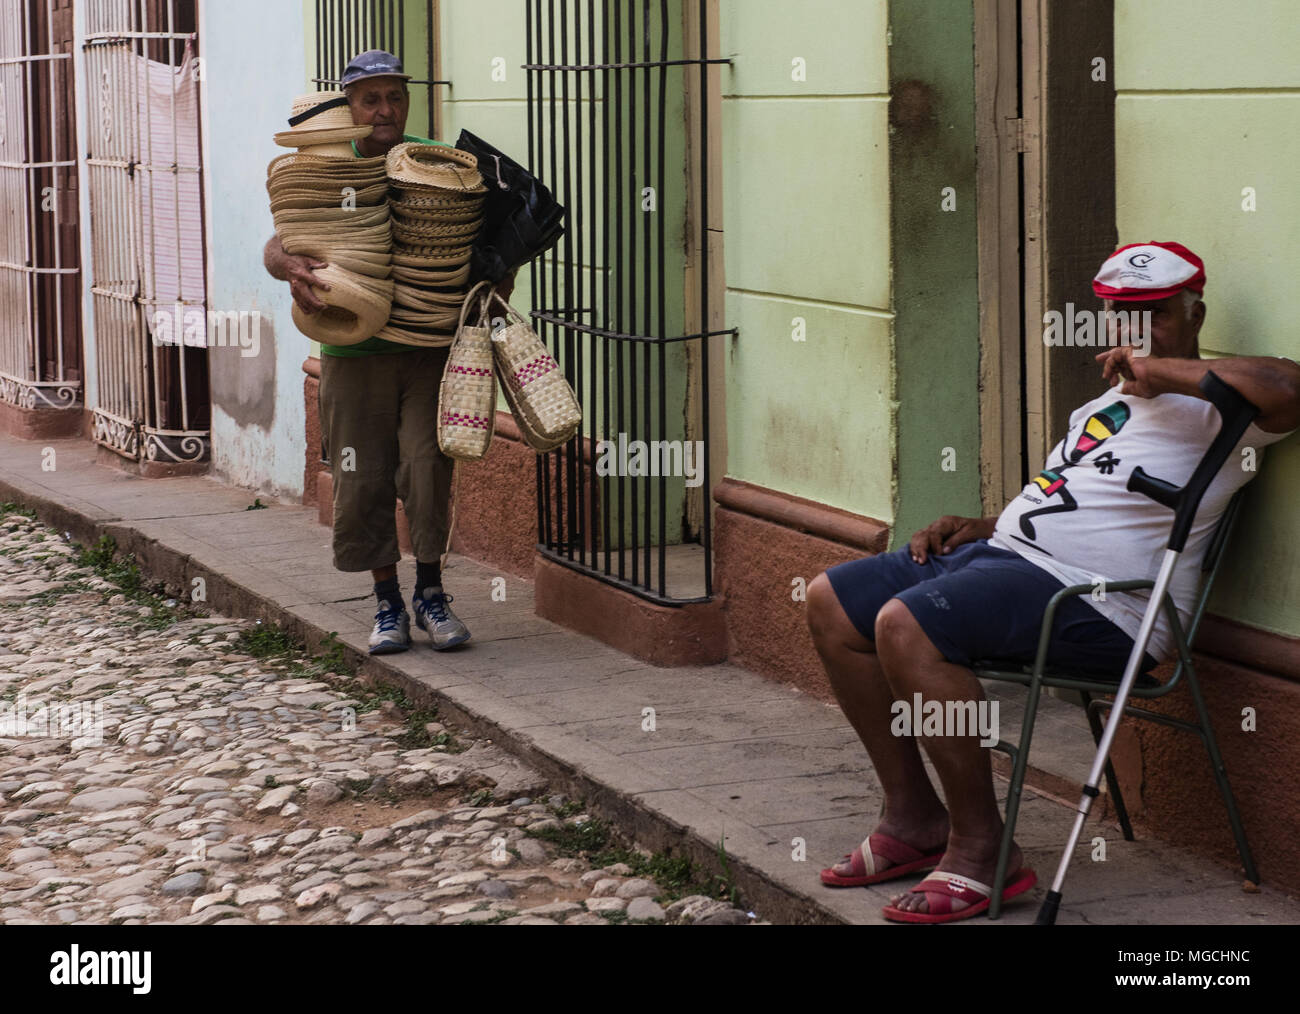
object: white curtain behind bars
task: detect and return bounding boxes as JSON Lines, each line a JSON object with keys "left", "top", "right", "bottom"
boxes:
{"left": 135, "top": 42, "right": 205, "bottom": 347}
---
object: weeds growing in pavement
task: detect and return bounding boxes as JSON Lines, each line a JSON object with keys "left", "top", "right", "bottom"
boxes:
{"left": 71, "top": 535, "right": 188, "bottom": 631}
{"left": 235, "top": 622, "right": 301, "bottom": 660}
{"left": 550, "top": 798, "right": 585, "bottom": 819}
{"left": 0, "top": 502, "right": 37, "bottom": 519}
{"left": 235, "top": 621, "right": 460, "bottom": 752}
{"left": 524, "top": 801, "right": 743, "bottom": 907}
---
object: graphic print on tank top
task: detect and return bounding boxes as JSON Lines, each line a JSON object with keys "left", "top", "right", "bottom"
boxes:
{"left": 1016, "top": 402, "right": 1131, "bottom": 544}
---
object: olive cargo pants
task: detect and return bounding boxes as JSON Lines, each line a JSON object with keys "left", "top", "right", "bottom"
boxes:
{"left": 319, "top": 347, "right": 455, "bottom": 573}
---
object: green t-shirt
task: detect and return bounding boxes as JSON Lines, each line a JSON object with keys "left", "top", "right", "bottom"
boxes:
{"left": 321, "top": 133, "right": 452, "bottom": 358}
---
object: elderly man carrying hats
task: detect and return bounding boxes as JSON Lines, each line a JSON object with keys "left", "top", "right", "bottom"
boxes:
{"left": 263, "top": 50, "right": 513, "bottom": 656}
{"left": 804, "top": 241, "right": 1300, "bottom": 922}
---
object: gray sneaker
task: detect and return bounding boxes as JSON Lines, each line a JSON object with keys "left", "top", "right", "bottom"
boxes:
{"left": 412, "top": 586, "right": 471, "bottom": 650}
{"left": 369, "top": 604, "right": 411, "bottom": 655}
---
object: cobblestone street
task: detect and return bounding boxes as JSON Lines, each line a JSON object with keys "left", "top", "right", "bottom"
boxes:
{"left": 0, "top": 510, "right": 756, "bottom": 926}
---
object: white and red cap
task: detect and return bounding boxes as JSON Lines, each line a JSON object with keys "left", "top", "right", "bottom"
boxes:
{"left": 1092, "top": 241, "right": 1206, "bottom": 302}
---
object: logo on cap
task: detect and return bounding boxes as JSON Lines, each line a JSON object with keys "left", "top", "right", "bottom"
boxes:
{"left": 342, "top": 49, "right": 411, "bottom": 87}
{"left": 1093, "top": 241, "right": 1206, "bottom": 302}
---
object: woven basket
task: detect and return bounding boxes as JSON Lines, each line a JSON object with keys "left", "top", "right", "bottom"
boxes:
{"left": 437, "top": 282, "right": 498, "bottom": 460}
{"left": 486, "top": 293, "right": 582, "bottom": 452}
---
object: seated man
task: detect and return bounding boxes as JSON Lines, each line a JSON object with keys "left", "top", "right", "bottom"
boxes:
{"left": 806, "top": 241, "right": 1300, "bottom": 923}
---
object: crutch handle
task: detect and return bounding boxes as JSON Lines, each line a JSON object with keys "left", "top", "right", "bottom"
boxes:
{"left": 1126, "top": 370, "right": 1259, "bottom": 552}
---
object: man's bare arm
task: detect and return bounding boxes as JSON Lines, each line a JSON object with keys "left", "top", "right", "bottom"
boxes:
{"left": 264, "top": 235, "right": 293, "bottom": 281}
{"left": 1098, "top": 349, "right": 1300, "bottom": 433}
{"left": 264, "top": 235, "right": 331, "bottom": 314}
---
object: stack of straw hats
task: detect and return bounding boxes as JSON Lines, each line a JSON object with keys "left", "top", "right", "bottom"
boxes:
{"left": 266, "top": 93, "right": 395, "bottom": 346}
{"left": 375, "top": 142, "right": 488, "bottom": 346}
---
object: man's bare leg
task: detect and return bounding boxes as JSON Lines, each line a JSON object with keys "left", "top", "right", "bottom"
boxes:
{"left": 806, "top": 575, "right": 949, "bottom": 874}
{"left": 372, "top": 565, "right": 397, "bottom": 584}
{"left": 872, "top": 599, "right": 1023, "bottom": 914}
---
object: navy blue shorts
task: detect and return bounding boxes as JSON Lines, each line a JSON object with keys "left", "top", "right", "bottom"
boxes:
{"left": 825, "top": 541, "right": 1157, "bottom": 678}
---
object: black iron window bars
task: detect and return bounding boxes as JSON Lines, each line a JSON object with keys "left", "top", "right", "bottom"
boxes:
{"left": 311, "top": 0, "right": 448, "bottom": 139}
{"left": 526, "top": 0, "right": 733, "bottom": 606}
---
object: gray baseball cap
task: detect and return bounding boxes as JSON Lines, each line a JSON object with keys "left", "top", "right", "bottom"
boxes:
{"left": 341, "top": 49, "right": 412, "bottom": 87}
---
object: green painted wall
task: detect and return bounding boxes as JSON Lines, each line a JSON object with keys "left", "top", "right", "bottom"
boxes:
{"left": 1115, "top": 0, "right": 1300, "bottom": 637}
{"left": 885, "top": 0, "right": 981, "bottom": 548}
{"left": 720, "top": 0, "right": 896, "bottom": 525}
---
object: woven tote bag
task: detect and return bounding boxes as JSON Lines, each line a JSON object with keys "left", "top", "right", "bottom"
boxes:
{"left": 486, "top": 293, "right": 582, "bottom": 453}
{"left": 437, "top": 282, "right": 498, "bottom": 460}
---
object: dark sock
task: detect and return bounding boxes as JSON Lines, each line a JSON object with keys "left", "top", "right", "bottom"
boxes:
{"left": 415, "top": 562, "right": 441, "bottom": 597}
{"left": 374, "top": 577, "right": 402, "bottom": 613}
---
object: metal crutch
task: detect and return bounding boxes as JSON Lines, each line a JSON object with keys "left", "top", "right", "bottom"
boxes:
{"left": 1036, "top": 370, "right": 1260, "bottom": 925}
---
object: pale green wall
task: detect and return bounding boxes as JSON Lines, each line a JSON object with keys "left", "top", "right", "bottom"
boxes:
{"left": 720, "top": 0, "right": 895, "bottom": 525}
{"left": 1115, "top": 0, "right": 1300, "bottom": 637}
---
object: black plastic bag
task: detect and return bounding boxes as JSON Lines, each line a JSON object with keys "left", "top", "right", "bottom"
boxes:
{"left": 455, "top": 129, "right": 567, "bottom": 284}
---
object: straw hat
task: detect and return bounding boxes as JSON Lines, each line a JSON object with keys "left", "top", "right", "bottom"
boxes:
{"left": 393, "top": 204, "right": 483, "bottom": 225}
{"left": 374, "top": 323, "right": 456, "bottom": 348}
{"left": 274, "top": 92, "right": 372, "bottom": 149}
{"left": 392, "top": 249, "right": 472, "bottom": 269}
{"left": 270, "top": 159, "right": 387, "bottom": 178}
{"left": 269, "top": 183, "right": 391, "bottom": 213}
{"left": 298, "top": 141, "right": 358, "bottom": 158}
{"left": 387, "top": 142, "right": 487, "bottom": 193}
{"left": 391, "top": 218, "right": 480, "bottom": 241}
{"left": 390, "top": 262, "right": 471, "bottom": 287}
{"left": 268, "top": 152, "right": 387, "bottom": 178}
{"left": 290, "top": 264, "right": 394, "bottom": 346}
{"left": 393, "top": 282, "right": 467, "bottom": 304}
{"left": 279, "top": 219, "right": 392, "bottom": 243}
{"left": 267, "top": 172, "right": 389, "bottom": 195}
{"left": 271, "top": 204, "right": 391, "bottom": 228}
{"left": 391, "top": 186, "right": 484, "bottom": 201}
{"left": 313, "top": 253, "right": 394, "bottom": 280}
{"left": 277, "top": 222, "right": 394, "bottom": 279}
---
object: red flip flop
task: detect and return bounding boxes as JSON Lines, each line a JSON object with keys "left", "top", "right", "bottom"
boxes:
{"left": 820, "top": 833, "right": 945, "bottom": 888}
{"left": 882, "top": 867, "right": 1038, "bottom": 923}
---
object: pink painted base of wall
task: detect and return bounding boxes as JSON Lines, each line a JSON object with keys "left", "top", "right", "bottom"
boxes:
{"left": 714, "top": 505, "right": 866, "bottom": 700}
{"left": 0, "top": 402, "right": 84, "bottom": 442}
{"left": 449, "top": 414, "right": 545, "bottom": 580}
{"left": 535, "top": 554, "right": 729, "bottom": 666}
{"left": 1124, "top": 655, "right": 1300, "bottom": 896}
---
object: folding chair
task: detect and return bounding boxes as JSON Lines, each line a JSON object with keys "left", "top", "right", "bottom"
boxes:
{"left": 974, "top": 471, "right": 1260, "bottom": 920}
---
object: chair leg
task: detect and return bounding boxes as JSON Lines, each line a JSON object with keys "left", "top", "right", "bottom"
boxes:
{"left": 1186, "top": 666, "right": 1261, "bottom": 885}
{"left": 990, "top": 682, "right": 1043, "bottom": 920}
{"left": 1082, "top": 691, "right": 1135, "bottom": 842}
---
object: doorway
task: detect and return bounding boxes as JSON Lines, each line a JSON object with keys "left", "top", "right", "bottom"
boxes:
{"left": 975, "top": 0, "right": 1116, "bottom": 513}
{"left": 0, "top": 0, "right": 83, "bottom": 425}
{"left": 83, "top": 0, "right": 211, "bottom": 467}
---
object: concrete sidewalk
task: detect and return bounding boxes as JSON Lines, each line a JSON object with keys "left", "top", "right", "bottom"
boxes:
{"left": 2, "top": 433, "right": 1296, "bottom": 925}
